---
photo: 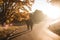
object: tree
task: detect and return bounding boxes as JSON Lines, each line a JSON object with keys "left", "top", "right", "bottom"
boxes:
{"left": 0, "top": 0, "right": 34, "bottom": 25}
{"left": 0, "top": 0, "right": 34, "bottom": 40}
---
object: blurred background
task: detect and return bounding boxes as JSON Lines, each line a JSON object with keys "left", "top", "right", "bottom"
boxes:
{"left": 0, "top": 0, "right": 60, "bottom": 40}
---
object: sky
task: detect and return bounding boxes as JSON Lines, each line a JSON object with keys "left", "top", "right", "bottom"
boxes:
{"left": 31, "top": 0, "right": 60, "bottom": 19}
{"left": 31, "top": 0, "right": 47, "bottom": 12}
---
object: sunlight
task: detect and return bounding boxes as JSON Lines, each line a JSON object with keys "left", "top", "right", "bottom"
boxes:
{"left": 32, "top": 0, "right": 60, "bottom": 19}
{"left": 42, "top": 4, "right": 60, "bottom": 19}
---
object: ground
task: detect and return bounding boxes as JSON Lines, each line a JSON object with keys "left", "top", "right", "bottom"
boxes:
{"left": 12, "top": 17, "right": 60, "bottom": 40}
{"left": 0, "top": 17, "right": 60, "bottom": 40}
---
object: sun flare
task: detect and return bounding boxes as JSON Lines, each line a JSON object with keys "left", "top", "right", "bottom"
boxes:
{"left": 42, "top": 3, "right": 60, "bottom": 19}
{"left": 32, "top": 0, "right": 60, "bottom": 19}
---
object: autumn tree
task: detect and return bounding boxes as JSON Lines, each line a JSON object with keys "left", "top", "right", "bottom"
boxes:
{"left": 0, "top": 0, "right": 34, "bottom": 25}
